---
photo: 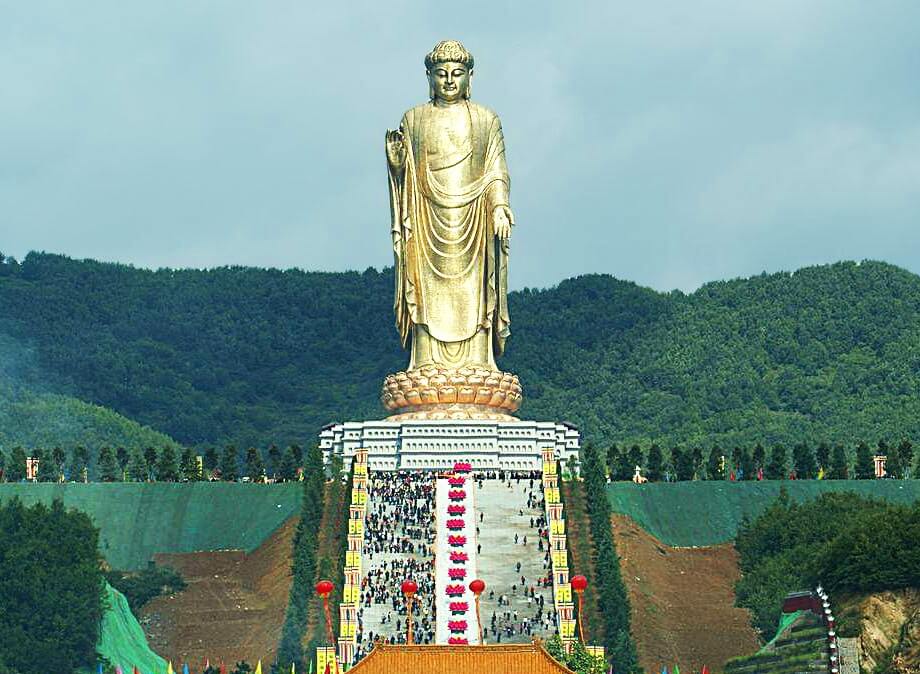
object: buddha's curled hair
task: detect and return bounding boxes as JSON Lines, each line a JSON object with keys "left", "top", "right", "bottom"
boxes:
{"left": 424, "top": 40, "right": 474, "bottom": 70}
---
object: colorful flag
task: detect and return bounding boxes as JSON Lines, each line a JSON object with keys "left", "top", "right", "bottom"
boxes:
{"left": 255, "top": 661, "right": 262, "bottom": 674}
{"left": 661, "top": 668, "right": 668, "bottom": 674}
{"left": 116, "top": 666, "right": 123, "bottom": 674}
{"left": 184, "top": 664, "right": 190, "bottom": 674}
{"left": 291, "top": 663, "right": 296, "bottom": 674}
{"left": 98, "top": 664, "right": 104, "bottom": 674}
{"left": 134, "top": 666, "right": 141, "bottom": 674}
{"left": 674, "top": 666, "right": 680, "bottom": 674}
{"left": 167, "top": 662, "right": 174, "bottom": 674}
{"left": 701, "top": 666, "right": 710, "bottom": 674}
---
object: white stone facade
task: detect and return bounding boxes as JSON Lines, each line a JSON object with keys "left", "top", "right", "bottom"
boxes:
{"left": 319, "top": 418, "right": 580, "bottom": 472}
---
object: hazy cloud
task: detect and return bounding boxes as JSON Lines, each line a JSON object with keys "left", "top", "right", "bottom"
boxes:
{"left": 2, "top": 1, "right": 918, "bottom": 291}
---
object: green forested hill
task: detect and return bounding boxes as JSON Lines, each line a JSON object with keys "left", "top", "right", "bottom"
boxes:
{"left": 0, "top": 383, "right": 178, "bottom": 454}
{"left": 1, "top": 252, "right": 919, "bottom": 449}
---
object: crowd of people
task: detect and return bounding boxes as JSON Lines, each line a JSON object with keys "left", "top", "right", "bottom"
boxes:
{"left": 355, "top": 471, "right": 436, "bottom": 660}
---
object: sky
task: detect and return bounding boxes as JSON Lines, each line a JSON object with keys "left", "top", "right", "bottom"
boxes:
{"left": 2, "top": 1, "right": 919, "bottom": 292}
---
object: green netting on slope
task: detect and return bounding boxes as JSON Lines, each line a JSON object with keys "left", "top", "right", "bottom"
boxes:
{"left": 607, "top": 480, "right": 920, "bottom": 546}
{"left": 758, "top": 610, "right": 803, "bottom": 654}
{"left": 97, "top": 583, "right": 168, "bottom": 673}
{"left": 0, "top": 483, "right": 302, "bottom": 570}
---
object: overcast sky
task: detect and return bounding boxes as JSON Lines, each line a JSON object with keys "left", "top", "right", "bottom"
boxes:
{"left": 2, "top": 1, "right": 919, "bottom": 292}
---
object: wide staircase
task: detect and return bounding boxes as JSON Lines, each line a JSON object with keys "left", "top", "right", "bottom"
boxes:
{"left": 474, "top": 472, "right": 556, "bottom": 644}
{"left": 354, "top": 471, "right": 436, "bottom": 661}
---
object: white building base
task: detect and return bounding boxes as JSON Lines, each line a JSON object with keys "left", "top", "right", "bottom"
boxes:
{"left": 319, "top": 418, "right": 580, "bottom": 472}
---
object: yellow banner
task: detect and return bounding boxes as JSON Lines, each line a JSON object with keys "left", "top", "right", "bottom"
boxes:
{"left": 348, "top": 519, "right": 364, "bottom": 535}
{"left": 552, "top": 550, "right": 568, "bottom": 569}
{"left": 555, "top": 584, "right": 572, "bottom": 602}
{"left": 560, "top": 619, "right": 576, "bottom": 637}
{"left": 545, "top": 487, "right": 560, "bottom": 504}
{"left": 343, "top": 585, "right": 360, "bottom": 603}
{"left": 543, "top": 461, "right": 556, "bottom": 475}
{"left": 351, "top": 490, "right": 367, "bottom": 505}
{"left": 550, "top": 520, "right": 565, "bottom": 535}
{"left": 316, "top": 648, "right": 336, "bottom": 674}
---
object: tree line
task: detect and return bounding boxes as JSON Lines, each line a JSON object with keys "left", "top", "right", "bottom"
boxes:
{"left": 597, "top": 438, "right": 916, "bottom": 482}
{"left": 0, "top": 443, "right": 311, "bottom": 483}
{"left": 578, "top": 442, "right": 641, "bottom": 673}
{"left": 273, "top": 451, "right": 353, "bottom": 673}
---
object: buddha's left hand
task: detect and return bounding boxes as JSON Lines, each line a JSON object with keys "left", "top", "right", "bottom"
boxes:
{"left": 493, "top": 205, "right": 514, "bottom": 241}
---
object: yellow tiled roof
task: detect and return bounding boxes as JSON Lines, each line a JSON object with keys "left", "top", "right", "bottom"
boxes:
{"left": 348, "top": 642, "right": 577, "bottom": 674}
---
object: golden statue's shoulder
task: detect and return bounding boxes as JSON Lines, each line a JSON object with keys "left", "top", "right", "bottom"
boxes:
{"left": 401, "top": 101, "right": 501, "bottom": 123}
{"left": 466, "top": 100, "right": 501, "bottom": 122}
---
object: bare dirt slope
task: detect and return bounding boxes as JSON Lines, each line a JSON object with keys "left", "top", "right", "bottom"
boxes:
{"left": 139, "top": 516, "right": 297, "bottom": 666}
{"left": 838, "top": 589, "right": 920, "bottom": 673}
{"left": 611, "top": 514, "right": 759, "bottom": 673}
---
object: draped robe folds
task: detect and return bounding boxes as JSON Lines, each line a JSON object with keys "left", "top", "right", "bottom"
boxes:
{"left": 388, "top": 100, "right": 511, "bottom": 370}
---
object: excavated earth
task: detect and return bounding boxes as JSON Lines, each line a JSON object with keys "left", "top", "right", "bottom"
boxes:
{"left": 139, "top": 516, "right": 297, "bottom": 666}
{"left": 611, "top": 514, "right": 760, "bottom": 673}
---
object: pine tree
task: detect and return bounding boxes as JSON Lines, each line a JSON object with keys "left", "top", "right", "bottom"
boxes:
{"left": 245, "top": 447, "right": 265, "bottom": 482}
{"left": 0, "top": 448, "right": 6, "bottom": 481}
{"left": 741, "top": 446, "right": 756, "bottom": 480}
{"left": 766, "top": 444, "right": 787, "bottom": 480}
{"left": 706, "top": 446, "right": 725, "bottom": 480}
{"left": 220, "top": 445, "right": 239, "bottom": 482}
{"left": 691, "top": 446, "right": 703, "bottom": 479}
{"left": 613, "top": 447, "right": 633, "bottom": 482}
{"left": 829, "top": 444, "right": 848, "bottom": 479}
{"left": 156, "top": 446, "right": 179, "bottom": 482}
{"left": 627, "top": 445, "right": 643, "bottom": 475}
{"left": 897, "top": 439, "right": 913, "bottom": 478}
{"left": 203, "top": 447, "right": 218, "bottom": 473}
{"left": 267, "top": 444, "right": 281, "bottom": 480}
{"left": 816, "top": 442, "right": 831, "bottom": 471}
{"left": 7, "top": 447, "right": 26, "bottom": 481}
{"left": 51, "top": 447, "right": 66, "bottom": 481}
{"left": 646, "top": 444, "right": 663, "bottom": 482}
{"left": 855, "top": 441, "right": 875, "bottom": 479}
{"left": 97, "top": 446, "right": 119, "bottom": 482}
{"left": 35, "top": 449, "right": 57, "bottom": 482}
{"left": 127, "top": 449, "right": 148, "bottom": 482}
{"left": 70, "top": 446, "right": 90, "bottom": 482}
{"left": 180, "top": 448, "right": 199, "bottom": 481}
{"left": 143, "top": 447, "right": 159, "bottom": 480}
{"left": 753, "top": 444, "right": 766, "bottom": 472}
{"left": 793, "top": 443, "right": 817, "bottom": 479}
{"left": 290, "top": 444, "right": 304, "bottom": 466}
{"left": 115, "top": 447, "right": 129, "bottom": 475}
{"left": 731, "top": 446, "right": 744, "bottom": 478}
{"left": 278, "top": 447, "right": 298, "bottom": 481}
{"left": 885, "top": 447, "right": 903, "bottom": 478}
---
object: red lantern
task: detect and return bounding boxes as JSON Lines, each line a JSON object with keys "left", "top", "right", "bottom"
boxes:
{"left": 469, "top": 579, "right": 486, "bottom": 595}
{"left": 571, "top": 575, "right": 588, "bottom": 593}
{"left": 401, "top": 579, "right": 418, "bottom": 596}
{"left": 315, "top": 580, "right": 334, "bottom": 597}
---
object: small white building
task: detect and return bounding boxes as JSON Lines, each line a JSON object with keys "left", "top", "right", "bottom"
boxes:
{"left": 319, "top": 418, "right": 580, "bottom": 472}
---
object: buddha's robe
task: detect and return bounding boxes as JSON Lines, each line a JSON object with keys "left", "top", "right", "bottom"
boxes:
{"left": 388, "top": 100, "right": 511, "bottom": 370}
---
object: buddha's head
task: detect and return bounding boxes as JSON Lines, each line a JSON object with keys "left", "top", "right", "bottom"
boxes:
{"left": 425, "top": 40, "right": 473, "bottom": 103}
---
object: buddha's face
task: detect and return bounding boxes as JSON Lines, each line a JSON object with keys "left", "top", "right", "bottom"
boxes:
{"left": 427, "top": 61, "right": 470, "bottom": 103}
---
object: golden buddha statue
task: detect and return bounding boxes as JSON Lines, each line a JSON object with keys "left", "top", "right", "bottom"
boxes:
{"left": 381, "top": 40, "right": 522, "bottom": 419}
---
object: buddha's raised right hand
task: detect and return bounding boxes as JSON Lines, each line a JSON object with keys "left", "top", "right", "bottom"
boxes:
{"left": 386, "top": 128, "right": 407, "bottom": 168}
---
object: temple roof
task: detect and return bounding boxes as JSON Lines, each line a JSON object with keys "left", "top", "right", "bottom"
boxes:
{"left": 348, "top": 642, "right": 577, "bottom": 674}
